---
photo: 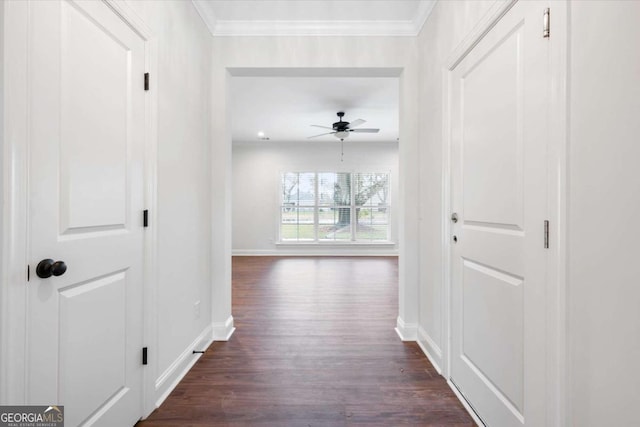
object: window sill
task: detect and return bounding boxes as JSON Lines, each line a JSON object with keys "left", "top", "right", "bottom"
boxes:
{"left": 275, "top": 241, "right": 396, "bottom": 247}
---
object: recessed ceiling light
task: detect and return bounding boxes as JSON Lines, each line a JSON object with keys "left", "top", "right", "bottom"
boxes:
{"left": 257, "top": 131, "right": 265, "bottom": 138}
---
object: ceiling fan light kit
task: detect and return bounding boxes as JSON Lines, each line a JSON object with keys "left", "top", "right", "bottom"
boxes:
{"left": 308, "top": 111, "right": 381, "bottom": 141}
{"left": 307, "top": 111, "right": 381, "bottom": 161}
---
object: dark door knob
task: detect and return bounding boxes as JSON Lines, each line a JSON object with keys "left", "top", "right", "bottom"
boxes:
{"left": 36, "top": 259, "right": 67, "bottom": 278}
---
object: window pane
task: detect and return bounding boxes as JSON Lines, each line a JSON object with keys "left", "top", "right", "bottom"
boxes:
{"left": 355, "top": 172, "right": 389, "bottom": 207}
{"left": 297, "top": 173, "right": 315, "bottom": 206}
{"left": 281, "top": 207, "right": 315, "bottom": 241}
{"left": 318, "top": 207, "right": 351, "bottom": 241}
{"left": 282, "top": 172, "right": 315, "bottom": 207}
{"left": 318, "top": 172, "right": 350, "bottom": 206}
{"left": 281, "top": 172, "right": 299, "bottom": 207}
{"left": 356, "top": 207, "right": 389, "bottom": 241}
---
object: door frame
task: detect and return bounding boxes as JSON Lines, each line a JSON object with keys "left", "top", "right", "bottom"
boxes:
{"left": 221, "top": 66, "right": 418, "bottom": 342}
{"left": 0, "top": 1, "right": 159, "bottom": 418}
{"left": 440, "top": 0, "right": 569, "bottom": 425}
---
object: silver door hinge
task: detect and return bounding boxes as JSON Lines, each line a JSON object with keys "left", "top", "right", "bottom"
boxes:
{"left": 543, "top": 8, "right": 550, "bottom": 38}
{"left": 544, "top": 220, "right": 550, "bottom": 249}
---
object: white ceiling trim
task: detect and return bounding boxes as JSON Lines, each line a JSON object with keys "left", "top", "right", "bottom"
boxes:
{"left": 192, "top": 1, "right": 436, "bottom": 37}
{"left": 414, "top": 0, "right": 437, "bottom": 36}
{"left": 213, "top": 20, "right": 417, "bottom": 37}
{"left": 192, "top": 0, "right": 217, "bottom": 36}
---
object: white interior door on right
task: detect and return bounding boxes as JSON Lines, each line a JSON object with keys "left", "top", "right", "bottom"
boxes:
{"left": 450, "top": 1, "right": 549, "bottom": 426}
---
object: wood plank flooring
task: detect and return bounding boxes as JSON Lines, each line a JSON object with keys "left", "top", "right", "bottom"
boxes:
{"left": 137, "top": 256, "right": 474, "bottom": 426}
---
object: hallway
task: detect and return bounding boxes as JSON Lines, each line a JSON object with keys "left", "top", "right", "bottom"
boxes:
{"left": 138, "top": 257, "right": 473, "bottom": 426}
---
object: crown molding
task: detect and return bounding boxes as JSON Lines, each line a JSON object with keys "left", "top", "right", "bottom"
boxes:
{"left": 413, "top": 0, "right": 437, "bottom": 35}
{"left": 212, "top": 20, "right": 419, "bottom": 37}
{"left": 192, "top": 0, "right": 217, "bottom": 36}
{"left": 192, "top": 0, "right": 437, "bottom": 37}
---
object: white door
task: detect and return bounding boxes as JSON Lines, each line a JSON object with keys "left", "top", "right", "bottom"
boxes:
{"left": 27, "top": 1, "right": 146, "bottom": 426}
{"left": 450, "top": 1, "right": 549, "bottom": 426}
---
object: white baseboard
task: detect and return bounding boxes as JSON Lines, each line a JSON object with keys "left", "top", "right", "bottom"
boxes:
{"left": 232, "top": 249, "right": 398, "bottom": 257}
{"left": 154, "top": 324, "right": 214, "bottom": 408}
{"left": 394, "top": 316, "right": 417, "bottom": 341}
{"left": 416, "top": 326, "right": 443, "bottom": 374}
{"left": 212, "top": 315, "right": 235, "bottom": 341}
{"left": 447, "top": 379, "right": 485, "bottom": 426}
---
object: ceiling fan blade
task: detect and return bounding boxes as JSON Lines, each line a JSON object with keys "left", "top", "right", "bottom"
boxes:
{"left": 307, "top": 132, "right": 336, "bottom": 139}
{"left": 350, "top": 128, "right": 379, "bottom": 133}
{"left": 347, "top": 119, "right": 366, "bottom": 128}
{"left": 310, "top": 125, "right": 335, "bottom": 130}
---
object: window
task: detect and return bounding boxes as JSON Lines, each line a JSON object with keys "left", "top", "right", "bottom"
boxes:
{"left": 280, "top": 171, "right": 390, "bottom": 243}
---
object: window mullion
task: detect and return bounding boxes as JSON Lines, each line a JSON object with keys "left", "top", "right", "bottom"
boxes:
{"left": 314, "top": 172, "right": 319, "bottom": 242}
{"left": 351, "top": 172, "right": 356, "bottom": 242}
{"left": 297, "top": 172, "right": 300, "bottom": 242}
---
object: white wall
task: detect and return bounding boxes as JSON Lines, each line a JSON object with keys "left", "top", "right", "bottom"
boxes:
{"left": 232, "top": 140, "right": 399, "bottom": 255}
{"left": 568, "top": 2, "right": 640, "bottom": 425}
{"left": 415, "top": 0, "right": 495, "bottom": 370}
{"left": 211, "top": 36, "right": 421, "bottom": 339}
{"left": 0, "top": 0, "right": 4, "bottom": 278}
{"left": 0, "top": 0, "right": 5, "bottom": 399}
{"left": 0, "top": 2, "right": 4, "bottom": 269}
{"left": 124, "top": 0, "right": 213, "bottom": 409}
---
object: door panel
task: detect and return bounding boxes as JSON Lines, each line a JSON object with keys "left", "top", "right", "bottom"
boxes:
{"left": 450, "top": 1, "right": 548, "bottom": 426}
{"left": 462, "top": 259, "right": 524, "bottom": 412}
{"left": 27, "top": 1, "right": 146, "bottom": 426}
{"left": 461, "top": 22, "right": 524, "bottom": 230}
{"left": 59, "top": 273, "right": 126, "bottom": 425}
{"left": 60, "top": 0, "right": 130, "bottom": 232}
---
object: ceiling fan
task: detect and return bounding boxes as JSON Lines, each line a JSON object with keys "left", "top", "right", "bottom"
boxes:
{"left": 308, "top": 111, "right": 380, "bottom": 141}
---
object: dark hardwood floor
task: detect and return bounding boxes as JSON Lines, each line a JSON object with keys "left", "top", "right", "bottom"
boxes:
{"left": 138, "top": 256, "right": 474, "bottom": 426}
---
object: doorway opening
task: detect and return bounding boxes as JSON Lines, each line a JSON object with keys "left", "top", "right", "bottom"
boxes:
{"left": 227, "top": 68, "right": 403, "bottom": 334}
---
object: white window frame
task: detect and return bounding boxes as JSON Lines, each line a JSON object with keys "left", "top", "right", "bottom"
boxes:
{"left": 278, "top": 170, "right": 391, "bottom": 244}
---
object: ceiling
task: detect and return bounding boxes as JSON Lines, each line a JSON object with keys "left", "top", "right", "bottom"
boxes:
{"left": 192, "top": 0, "right": 436, "bottom": 36}
{"left": 231, "top": 76, "right": 399, "bottom": 144}
{"left": 200, "top": 2, "right": 409, "bottom": 143}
